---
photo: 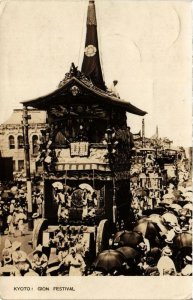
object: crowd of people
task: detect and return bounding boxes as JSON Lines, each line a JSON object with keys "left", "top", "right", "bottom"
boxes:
{"left": 0, "top": 183, "right": 28, "bottom": 236}
{"left": 0, "top": 147, "right": 192, "bottom": 276}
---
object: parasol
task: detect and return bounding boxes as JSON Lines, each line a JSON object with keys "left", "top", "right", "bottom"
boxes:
{"left": 93, "top": 250, "right": 125, "bottom": 273}
{"left": 52, "top": 182, "right": 63, "bottom": 190}
{"left": 173, "top": 232, "right": 192, "bottom": 249}
{"left": 146, "top": 247, "right": 161, "bottom": 263}
{"left": 79, "top": 183, "right": 94, "bottom": 194}
{"left": 114, "top": 231, "right": 143, "bottom": 248}
{"left": 116, "top": 246, "right": 141, "bottom": 264}
{"left": 133, "top": 219, "right": 159, "bottom": 243}
{"left": 161, "top": 212, "right": 178, "bottom": 226}
{"left": 148, "top": 214, "right": 168, "bottom": 235}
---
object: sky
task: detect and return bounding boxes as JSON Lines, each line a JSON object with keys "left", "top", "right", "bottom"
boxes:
{"left": 0, "top": 0, "right": 192, "bottom": 147}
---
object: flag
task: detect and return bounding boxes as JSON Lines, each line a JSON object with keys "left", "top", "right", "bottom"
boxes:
{"left": 81, "top": 0, "right": 106, "bottom": 90}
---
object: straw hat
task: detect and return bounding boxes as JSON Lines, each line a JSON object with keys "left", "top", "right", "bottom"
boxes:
{"left": 185, "top": 255, "right": 192, "bottom": 263}
{"left": 162, "top": 246, "right": 173, "bottom": 256}
{"left": 32, "top": 212, "right": 39, "bottom": 219}
{"left": 165, "top": 238, "right": 173, "bottom": 244}
{"left": 3, "top": 250, "right": 12, "bottom": 264}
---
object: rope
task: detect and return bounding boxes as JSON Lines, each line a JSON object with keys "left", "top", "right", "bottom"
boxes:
{"left": 77, "top": 0, "right": 87, "bottom": 69}
{"left": 96, "top": 0, "right": 106, "bottom": 85}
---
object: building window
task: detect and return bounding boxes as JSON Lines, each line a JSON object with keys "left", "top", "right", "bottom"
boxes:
{"left": 18, "top": 135, "right": 24, "bottom": 149}
{"left": 32, "top": 135, "right": 39, "bottom": 154}
{"left": 18, "top": 160, "right": 24, "bottom": 171}
{"left": 9, "top": 135, "right": 15, "bottom": 149}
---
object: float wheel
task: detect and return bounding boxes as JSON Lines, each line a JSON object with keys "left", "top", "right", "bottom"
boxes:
{"left": 32, "top": 218, "right": 48, "bottom": 250}
{"left": 96, "top": 219, "right": 110, "bottom": 255}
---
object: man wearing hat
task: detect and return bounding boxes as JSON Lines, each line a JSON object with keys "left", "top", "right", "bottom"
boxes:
{"left": 108, "top": 80, "right": 120, "bottom": 98}
{"left": 64, "top": 247, "right": 86, "bottom": 276}
{"left": 7, "top": 212, "right": 16, "bottom": 237}
{"left": 157, "top": 246, "right": 176, "bottom": 276}
{"left": 31, "top": 244, "right": 48, "bottom": 276}
{"left": 12, "top": 241, "right": 29, "bottom": 274}
{"left": 180, "top": 256, "right": 192, "bottom": 276}
{"left": 15, "top": 208, "right": 27, "bottom": 236}
{"left": 165, "top": 229, "right": 175, "bottom": 244}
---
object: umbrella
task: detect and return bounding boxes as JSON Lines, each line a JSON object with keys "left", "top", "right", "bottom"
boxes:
{"left": 148, "top": 214, "right": 163, "bottom": 223}
{"left": 133, "top": 219, "right": 159, "bottom": 242}
{"left": 161, "top": 212, "right": 178, "bottom": 226}
{"left": 114, "top": 231, "right": 143, "bottom": 248}
{"left": 79, "top": 183, "right": 94, "bottom": 194}
{"left": 173, "top": 233, "right": 192, "bottom": 249}
{"left": 148, "top": 214, "right": 168, "bottom": 235}
{"left": 143, "top": 207, "right": 166, "bottom": 215}
{"left": 146, "top": 247, "right": 161, "bottom": 263}
{"left": 93, "top": 250, "right": 125, "bottom": 273}
{"left": 52, "top": 182, "right": 63, "bottom": 190}
{"left": 116, "top": 247, "right": 141, "bottom": 264}
{"left": 183, "top": 203, "right": 192, "bottom": 210}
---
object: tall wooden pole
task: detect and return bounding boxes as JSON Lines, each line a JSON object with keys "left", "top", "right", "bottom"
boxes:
{"left": 22, "top": 105, "right": 33, "bottom": 230}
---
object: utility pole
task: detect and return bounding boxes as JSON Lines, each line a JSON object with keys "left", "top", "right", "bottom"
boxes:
{"left": 22, "top": 105, "right": 33, "bottom": 230}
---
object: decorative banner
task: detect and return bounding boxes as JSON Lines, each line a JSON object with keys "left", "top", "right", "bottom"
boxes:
{"left": 81, "top": 0, "right": 106, "bottom": 90}
{"left": 70, "top": 142, "right": 89, "bottom": 157}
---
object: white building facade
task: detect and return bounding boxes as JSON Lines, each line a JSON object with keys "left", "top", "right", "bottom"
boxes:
{"left": 0, "top": 109, "right": 47, "bottom": 175}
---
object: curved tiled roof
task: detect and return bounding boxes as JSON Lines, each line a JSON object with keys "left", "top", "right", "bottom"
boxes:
{"left": 21, "top": 73, "right": 147, "bottom": 116}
